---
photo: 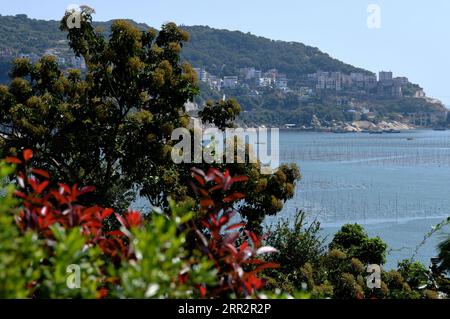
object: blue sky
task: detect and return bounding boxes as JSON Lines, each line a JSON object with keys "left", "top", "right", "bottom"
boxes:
{"left": 1, "top": 0, "right": 449, "bottom": 104}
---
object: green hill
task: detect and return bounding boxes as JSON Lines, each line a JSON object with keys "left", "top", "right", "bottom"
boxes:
{"left": 0, "top": 14, "right": 446, "bottom": 127}
{"left": 0, "top": 14, "right": 371, "bottom": 84}
{"left": 180, "top": 25, "right": 371, "bottom": 86}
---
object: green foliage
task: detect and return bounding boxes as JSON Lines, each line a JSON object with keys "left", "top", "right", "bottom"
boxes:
{"left": 0, "top": 162, "right": 41, "bottom": 297}
{"left": 39, "top": 225, "right": 104, "bottom": 298}
{"left": 397, "top": 259, "right": 429, "bottom": 290}
{"left": 330, "top": 224, "right": 387, "bottom": 265}
{"left": 0, "top": 10, "right": 301, "bottom": 233}
{"left": 0, "top": 161, "right": 102, "bottom": 298}
{"left": 264, "top": 211, "right": 325, "bottom": 290}
{"left": 110, "top": 201, "right": 215, "bottom": 298}
{"left": 333, "top": 272, "right": 364, "bottom": 299}
{"left": 199, "top": 99, "right": 241, "bottom": 130}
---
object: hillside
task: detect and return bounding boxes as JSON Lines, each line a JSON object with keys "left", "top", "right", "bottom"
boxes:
{"left": 0, "top": 15, "right": 370, "bottom": 82}
{"left": 0, "top": 14, "right": 446, "bottom": 128}
{"left": 180, "top": 25, "right": 371, "bottom": 86}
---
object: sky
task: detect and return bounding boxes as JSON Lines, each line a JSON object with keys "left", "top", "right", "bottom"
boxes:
{"left": 1, "top": 0, "right": 450, "bottom": 105}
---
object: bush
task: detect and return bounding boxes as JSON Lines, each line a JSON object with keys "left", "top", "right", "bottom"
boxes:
{"left": 263, "top": 211, "right": 325, "bottom": 292}
{"left": 0, "top": 150, "right": 279, "bottom": 298}
{"left": 397, "top": 259, "right": 428, "bottom": 290}
{"left": 330, "top": 224, "right": 387, "bottom": 265}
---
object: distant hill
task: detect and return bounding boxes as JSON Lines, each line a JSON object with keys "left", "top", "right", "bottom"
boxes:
{"left": 0, "top": 14, "right": 446, "bottom": 127}
{"left": 180, "top": 25, "right": 371, "bottom": 86}
{"left": 0, "top": 14, "right": 370, "bottom": 83}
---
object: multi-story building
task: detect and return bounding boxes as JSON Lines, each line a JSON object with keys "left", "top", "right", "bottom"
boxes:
{"left": 350, "top": 73, "right": 365, "bottom": 89}
{"left": 341, "top": 74, "right": 352, "bottom": 88}
{"left": 239, "top": 67, "right": 261, "bottom": 80}
{"left": 379, "top": 71, "right": 393, "bottom": 83}
{"left": 207, "top": 75, "right": 221, "bottom": 91}
{"left": 275, "top": 73, "right": 288, "bottom": 91}
{"left": 393, "top": 77, "right": 409, "bottom": 87}
{"left": 223, "top": 76, "right": 238, "bottom": 89}
{"left": 0, "top": 48, "right": 15, "bottom": 58}
{"left": 259, "top": 77, "right": 273, "bottom": 87}
{"left": 316, "top": 73, "right": 327, "bottom": 89}
{"left": 331, "top": 72, "right": 342, "bottom": 90}
{"left": 253, "top": 70, "right": 262, "bottom": 80}
{"left": 364, "top": 74, "right": 377, "bottom": 90}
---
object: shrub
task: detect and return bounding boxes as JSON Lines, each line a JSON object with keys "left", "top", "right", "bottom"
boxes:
{"left": 0, "top": 150, "right": 279, "bottom": 298}
{"left": 333, "top": 273, "right": 364, "bottom": 299}
{"left": 189, "top": 168, "right": 280, "bottom": 298}
{"left": 263, "top": 210, "right": 325, "bottom": 291}
{"left": 397, "top": 259, "right": 428, "bottom": 290}
{"left": 330, "top": 224, "right": 387, "bottom": 265}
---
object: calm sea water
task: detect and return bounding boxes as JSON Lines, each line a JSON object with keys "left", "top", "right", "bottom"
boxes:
{"left": 266, "top": 130, "right": 450, "bottom": 269}
{"left": 133, "top": 129, "right": 450, "bottom": 269}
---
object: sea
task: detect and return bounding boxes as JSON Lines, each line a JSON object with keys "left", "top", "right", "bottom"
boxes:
{"left": 133, "top": 129, "right": 450, "bottom": 270}
{"left": 266, "top": 129, "right": 450, "bottom": 269}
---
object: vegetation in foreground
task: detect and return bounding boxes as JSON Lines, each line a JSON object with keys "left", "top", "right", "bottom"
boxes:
{"left": 0, "top": 8, "right": 450, "bottom": 299}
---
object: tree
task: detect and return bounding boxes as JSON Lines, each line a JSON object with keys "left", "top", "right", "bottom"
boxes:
{"left": 0, "top": 7, "right": 299, "bottom": 231}
{"left": 330, "top": 224, "right": 387, "bottom": 265}
{"left": 265, "top": 211, "right": 325, "bottom": 296}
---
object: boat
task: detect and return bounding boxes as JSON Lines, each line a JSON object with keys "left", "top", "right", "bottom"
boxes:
{"left": 369, "top": 130, "right": 383, "bottom": 134}
{"left": 383, "top": 129, "right": 401, "bottom": 133}
{"left": 433, "top": 127, "right": 447, "bottom": 131}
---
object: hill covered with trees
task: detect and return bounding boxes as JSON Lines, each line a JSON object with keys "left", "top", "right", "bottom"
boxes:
{"left": 180, "top": 25, "right": 371, "bottom": 85}
{"left": 0, "top": 14, "right": 446, "bottom": 127}
{"left": 0, "top": 14, "right": 369, "bottom": 83}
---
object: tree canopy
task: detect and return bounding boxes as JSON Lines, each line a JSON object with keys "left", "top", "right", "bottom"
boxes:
{"left": 0, "top": 8, "right": 300, "bottom": 231}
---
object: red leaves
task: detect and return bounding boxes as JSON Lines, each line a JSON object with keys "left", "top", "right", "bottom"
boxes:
{"left": 6, "top": 149, "right": 33, "bottom": 164}
{"left": 8, "top": 149, "right": 144, "bottom": 264}
{"left": 190, "top": 168, "right": 248, "bottom": 203}
{"left": 23, "top": 149, "right": 33, "bottom": 162}
{"left": 190, "top": 168, "right": 278, "bottom": 298}
{"left": 5, "top": 156, "right": 22, "bottom": 164}
{"left": 29, "top": 178, "right": 49, "bottom": 194}
{"left": 31, "top": 168, "right": 50, "bottom": 179}
{"left": 6, "top": 150, "right": 276, "bottom": 299}
{"left": 199, "top": 285, "right": 207, "bottom": 298}
{"left": 125, "top": 211, "right": 143, "bottom": 228}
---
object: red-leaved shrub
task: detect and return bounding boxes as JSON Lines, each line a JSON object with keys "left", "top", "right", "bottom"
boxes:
{"left": 5, "top": 150, "right": 278, "bottom": 298}
{"left": 190, "top": 168, "right": 279, "bottom": 298}
{"left": 6, "top": 149, "right": 142, "bottom": 261}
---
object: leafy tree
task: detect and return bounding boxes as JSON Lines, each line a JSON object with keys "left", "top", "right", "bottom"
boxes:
{"left": 330, "top": 224, "right": 387, "bottom": 265}
{"left": 264, "top": 211, "right": 325, "bottom": 290}
{"left": 397, "top": 259, "right": 429, "bottom": 290}
{"left": 0, "top": 8, "right": 300, "bottom": 231}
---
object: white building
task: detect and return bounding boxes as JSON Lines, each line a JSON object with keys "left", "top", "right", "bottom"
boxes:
{"left": 275, "top": 73, "right": 288, "bottom": 90}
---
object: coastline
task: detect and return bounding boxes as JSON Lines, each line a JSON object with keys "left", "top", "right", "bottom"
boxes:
{"left": 277, "top": 120, "right": 435, "bottom": 133}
